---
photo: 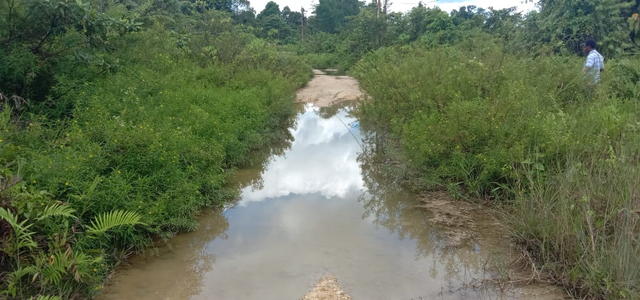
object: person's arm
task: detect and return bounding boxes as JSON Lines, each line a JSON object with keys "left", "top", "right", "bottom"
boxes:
{"left": 584, "top": 54, "right": 594, "bottom": 73}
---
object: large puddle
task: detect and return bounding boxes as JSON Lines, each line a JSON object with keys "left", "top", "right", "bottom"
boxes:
{"left": 101, "top": 104, "right": 563, "bottom": 300}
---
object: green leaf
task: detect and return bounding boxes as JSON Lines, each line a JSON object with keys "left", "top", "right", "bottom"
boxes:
{"left": 36, "top": 203, "right": 76, "bottom": 220}
{"left": 0, "top": 207, "right": 19, "bottom": 227}
{"left": 86, "top": 210, "right": 145, "bottom": 235}
{"left": 0, "top": 207, "right": 37, "bottom": 253}
{"left": 5, "top": 266, "right": 36, "bottom": 297}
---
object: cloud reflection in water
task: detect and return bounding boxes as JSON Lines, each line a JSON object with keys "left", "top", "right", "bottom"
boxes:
{"left": 238, "top": 104, "right": 364, "bottom": 205}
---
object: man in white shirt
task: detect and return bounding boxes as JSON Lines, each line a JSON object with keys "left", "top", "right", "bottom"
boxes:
{"left": 583, "top": 39, "right": 605, "bottom": 83}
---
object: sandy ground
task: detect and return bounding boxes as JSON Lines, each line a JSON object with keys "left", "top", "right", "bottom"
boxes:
{"left": 418, "top": 191, "right": 504, "bottom": 248}
{"left": 418, "top": 192, "right": 569, "bottom": 300}
{"left": 296, "top": 70, "right": 364, "bottom": 107}
{"left": 301, "top": 276, "right": 352, "bottom": 300}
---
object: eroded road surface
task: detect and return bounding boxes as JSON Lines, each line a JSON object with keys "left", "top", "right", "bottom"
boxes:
{"left": 100, "top": 70, "right": 567, "bottom": 300}
{"left": 295, "top": 70, "right": 363, "bottom": 107}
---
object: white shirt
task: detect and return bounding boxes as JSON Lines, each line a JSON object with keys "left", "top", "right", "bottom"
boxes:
{"left": 584, "top": 49, "right": 604, "bottom": 82}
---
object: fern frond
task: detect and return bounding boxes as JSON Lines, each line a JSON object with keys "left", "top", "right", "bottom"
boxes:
{"left": 41, "top": 265, "right": 64, "bottom": 285}
{"left": 5, "top": 266, "right": 36, "bottom": 298}
{"left": 69, "top": 250, "right": 103, "bottom": 282}
{"left": 86, "top": 210, "right": 145, "bottom": 235}
{"left": 0, "top": 207, "right": 19, "bottom": 227}
{"left": 36, "top": 203, "right": 76, "bottom": 220}
{"left": 0, "top": 207, "right": 37, "bottom": 253}
{"left": 7, "top": 265, "right": 36, "bottom": 281}
{"left": 34, "top": 251, "right": 70, "bottom": 285}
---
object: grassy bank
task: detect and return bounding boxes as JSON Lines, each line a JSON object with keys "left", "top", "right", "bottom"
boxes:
{"left": 0, "top": 25, "right": 310, "bottom": 299}
{"left": 352, "top": 38, "right": 640, "bottom": 299}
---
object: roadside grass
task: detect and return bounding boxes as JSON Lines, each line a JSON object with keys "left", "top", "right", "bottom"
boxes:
{"left": 511, "top": 143, "right": 640, "bottom": 299}
{"left": 0, "top": 28, "right": 310, "bottom": 299}
{"left": 352, "top": 37, "right": 640, "bottom": 299}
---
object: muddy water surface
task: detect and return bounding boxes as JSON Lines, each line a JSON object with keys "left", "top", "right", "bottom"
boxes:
{"left": 101, "top": 103, "right": 563, "bottom": 300}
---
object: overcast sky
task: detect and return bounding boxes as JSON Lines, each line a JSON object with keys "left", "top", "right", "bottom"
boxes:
{"left": 248, "top": 0, "right": 537, "bottom": 14}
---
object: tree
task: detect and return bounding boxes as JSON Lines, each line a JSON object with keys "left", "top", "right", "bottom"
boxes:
{"left": 0, "top": 0, "right": 133, "bottom": 102}
{"left": 257, "top": 1, "right": 281, "bottom": 19}
{"left": 535, "top": 0, "right": 636, "bottom": 56}
{"left": 343, "top": 7, "right": 389, "bottom": 56}
{"left": 406, "top": 6, "right": 452, "bottom": 42}
{"left": 259, "top": 14, "right": 287, "bottom": 41}
{"left": 282, "top": 6, "right": 303, "bottom": 27}
{"left": 313, "top": 0, "right": 362, "bottom": 33}
{"left": 450, "top": 6, "right": 486, "bottom": 27}
{"left": 233, "top": 8, "right": 256, "bottom": 25}
{"left": 206, "top": 0, "right": 251, "bottom": 13}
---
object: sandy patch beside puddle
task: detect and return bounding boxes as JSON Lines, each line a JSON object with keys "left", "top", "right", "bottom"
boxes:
{"left": 301, "top": 276, "right": 352, "bottom": 300}
{"left": 296, "top": 70, "right": 364, "bottom": 107}
{"left": 417, "top": 191, "right": 504, "bottom": 247}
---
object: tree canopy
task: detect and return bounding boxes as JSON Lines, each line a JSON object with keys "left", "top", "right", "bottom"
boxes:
{"left": 313, "top": 0, "right": 362, "bottom": 33}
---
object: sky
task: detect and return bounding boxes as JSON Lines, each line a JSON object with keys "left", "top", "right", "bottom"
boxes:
{"left": 248, "top": 0, "right": 537, "bottom": 14}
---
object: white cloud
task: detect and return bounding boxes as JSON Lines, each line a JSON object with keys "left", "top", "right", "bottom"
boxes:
{"left": 238, "top": 105, "right": 364, "bottom": 205}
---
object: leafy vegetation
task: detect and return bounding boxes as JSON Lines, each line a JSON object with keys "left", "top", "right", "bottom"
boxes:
{"left": 0, "top": 0, "right": 309, "bottom": 298}
{"left": 341, "top": 3, "right": 640, "bottom": 300}
{"left": 355, "top": 42, "right": 639, "bottom": 300}
{"left": 287, "top": 0, "right": 639, "bottom": 72}
{"left": 2, "top": 0, "right": 640, "bottom": 298}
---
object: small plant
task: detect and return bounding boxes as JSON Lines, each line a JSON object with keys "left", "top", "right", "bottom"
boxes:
{"left": 0, "top": 180, "right": 145, "bottom": 298}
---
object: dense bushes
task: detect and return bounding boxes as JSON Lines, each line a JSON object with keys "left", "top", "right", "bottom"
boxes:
{"left": 0, "top": 6, "right": 310, "bottom": 299}
{"left": 353, "top": 38, "right": 640, "bottom": 298}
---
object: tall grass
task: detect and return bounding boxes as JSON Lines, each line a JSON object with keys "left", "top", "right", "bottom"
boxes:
{"left": 0, "top": 27, "right": 310, "bottom": 298}
{"left": 512, "top": 142, "right": 640, "bottom": 298}
{"left": 352, "top": 36, "right": 640, "bottom": 298}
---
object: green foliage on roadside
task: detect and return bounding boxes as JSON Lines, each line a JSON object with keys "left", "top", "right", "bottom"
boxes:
{"left": 291, "top": 0, "right": 639, "bottom": 71}
{"left": 0, "top": 0, "right": 310, "bottom": 298}
{"left": 511, "top": 136, "right": 640, "bottom": 299}
{"left": 0, "top": 180, "right": 144, "bottom": 298}
{"left": 353, "top": 35, "right": 640, "bottom": 299}
{"left": 1, "top": 0, "right": 638, "bottom": 298}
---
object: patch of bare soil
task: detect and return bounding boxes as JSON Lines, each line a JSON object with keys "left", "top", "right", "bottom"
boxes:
{"left": 418, "top": 192, "right": 570, "bottom": 299}
{"left": 301, "top": 276, "right": 352, "bottom": 300}
{"left": 417, "top": 191, "right": 504, "bottom": 248}
{"left": 296, "top": 70, "right": 363, "bottom": 107}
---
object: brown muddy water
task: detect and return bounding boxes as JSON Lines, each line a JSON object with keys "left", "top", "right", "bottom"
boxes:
{"left": 100, "top": 103, "right": 566, "bottom": 300}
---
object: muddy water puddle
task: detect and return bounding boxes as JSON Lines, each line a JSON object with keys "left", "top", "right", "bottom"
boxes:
{"left": 101, "top": 103, "right": 565, "bottom": 300}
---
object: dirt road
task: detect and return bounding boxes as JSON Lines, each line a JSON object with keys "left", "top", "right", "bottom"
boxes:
{"left": 297, "top": 69, "right": 357, "bottom": 300}
{"left": 296, "top": 70, "right": 363, "bottom": 107}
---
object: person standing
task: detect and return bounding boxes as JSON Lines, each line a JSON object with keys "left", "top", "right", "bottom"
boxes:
{"left": 583, "top": 39, "right": 605, "bottom": 83}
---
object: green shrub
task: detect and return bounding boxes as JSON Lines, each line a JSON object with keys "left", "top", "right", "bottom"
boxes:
{"left": 511, "top": 137, "right": 640, "bottom": 298}
{"left": 0, "top": 19, "right": 310, "bottom": 299}
{"left": 354, "top": 41, "right": 640, "bottom": 298}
